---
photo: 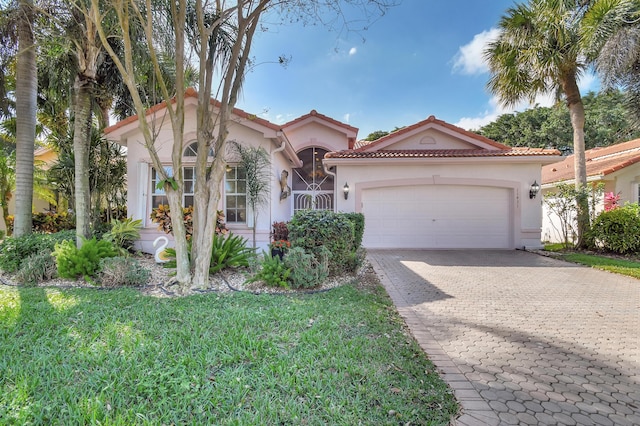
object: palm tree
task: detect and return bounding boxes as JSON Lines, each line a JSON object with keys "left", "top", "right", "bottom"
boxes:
{"left": 582, "top": 0, "right": 640, "bottom": 126}
{"left": 14, "top": 0, "right": 37, "bottom": 237}
{"left": 485, "top": 0, "right": 591, "bottom": 246}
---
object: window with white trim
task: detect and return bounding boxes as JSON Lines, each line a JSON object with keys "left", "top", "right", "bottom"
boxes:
{"left": 225, "top": 166, "right": 247, "bottom": 223}
{"left": 150, "top": 166, "right": 196, "bottom": 208}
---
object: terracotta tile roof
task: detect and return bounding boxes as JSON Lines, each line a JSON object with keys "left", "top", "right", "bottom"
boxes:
{"left": 281, "top": 109, "right": 358, "bottom": 133}
{"left": 325, "top": 147, "right": 560, "bottom": 159}
{"left": 355, "top": 115, "right": 510, "bottom": 152}
{"left": 104, "top": 87, "right": 280, "bottom": 135}
{"left": 542, "top": 139, "right": 640, "bottom": 184}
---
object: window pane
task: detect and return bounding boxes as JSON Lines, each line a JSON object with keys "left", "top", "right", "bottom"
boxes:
{"left": 184, "top": 181, "right": 194, "bottom": 193}
{"left": 227, "top": 197, "right": 236, "bottom": 208}
{"left": 152, "top": 196, "right": 168, "bottom": 208}
{"left": 184, "top": 196, "right": 194, "bottom": 207}
{"left": 237, "top": 181, "right": 246, "bottom": 193}
{"left": 237, "top": 197, "right": 246, "bottom": 209}
{"left": 184, "top": 167, "right": 194, "bottom": 179}
{"left": 237, "top": 168, "right": 246, "bottom": 179}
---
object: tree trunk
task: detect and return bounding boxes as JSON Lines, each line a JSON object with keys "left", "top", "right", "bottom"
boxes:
{"left": 563, "top": 74, "right": 589, "bottom": 247}
{"left": 73, "top": 77, "right": 93, "bottom": 246}
{"left": 14, "top": 0, "right": 37, "bottom": 237}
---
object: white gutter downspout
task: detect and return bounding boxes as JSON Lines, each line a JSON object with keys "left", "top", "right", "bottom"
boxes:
{"left": 323, "top": 162, "right": 337, "bottom": 212}
{"left": 270, "top": 135, "right": 287, "bottom": 230}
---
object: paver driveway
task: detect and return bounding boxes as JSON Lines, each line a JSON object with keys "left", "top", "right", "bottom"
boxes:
{"left": 367, "top": 249, "right": 639, "bottom": 426}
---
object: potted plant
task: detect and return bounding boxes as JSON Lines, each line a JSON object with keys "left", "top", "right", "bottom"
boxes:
{"left": 270, "top": 239, "right": 290, "bottom": 260}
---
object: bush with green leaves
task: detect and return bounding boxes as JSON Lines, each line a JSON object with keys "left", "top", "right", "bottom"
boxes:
{"left": 14, "top": 252, "right": 58, "bottom": 286}
{"left": 247, "top": 252, "right": 291, "bottom": 288}
{"left": 288, "top": 210, "right": 355, "bottom": 275}
{"left": 163, "top": 232, "right": 254, "bottom": 274}
{"left": 284, "top": 246, "right": 329, "bottom": 289}
{"left": 97, "top": 257, "right": 150, "bottom": 287}
{"left": 0, "top": 230, "right": 75, "bottom": 273}
{"left": 102, "top": 217, "right": 142, "bottom": 254}
{"left": 589, "top": 204, "right": 640, "bottom": 254}
{"left": 343, "top": 212, "right": 365, "bottom": 250}
{"left": 52, "top": 237, "right": 118, "bottom": 280}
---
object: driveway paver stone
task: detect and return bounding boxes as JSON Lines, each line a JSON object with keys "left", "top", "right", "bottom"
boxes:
{"left": 368, "top": 249, "right": 640, "bottom": 426}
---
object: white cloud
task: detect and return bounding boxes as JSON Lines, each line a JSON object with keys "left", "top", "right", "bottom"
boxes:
{"left": 452, "top": 28, "right": 501, "bottom": 75}
{"left": 349, "top": 47, "right": 357, "bottom": 56}
{"left": 455, "top": 92, "right": 555, "bottom": 130}
{"left": 343, "top": 113, "right": 351, "bottom": 123}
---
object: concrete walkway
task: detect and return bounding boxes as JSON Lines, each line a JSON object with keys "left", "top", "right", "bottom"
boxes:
{"left": 368, "top": 249, "right": 640, "bottom": 426}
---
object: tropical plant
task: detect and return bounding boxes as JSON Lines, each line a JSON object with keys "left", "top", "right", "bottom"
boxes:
{"left": 150, "top": 205, "right": 228, "bottom": 239}
{"left": 582, "top": 0, "right": 640, "bottom": 127}
{"left": 485, "top": 0, "right": 591, "bottom": 246}
{"left": 271, "top": 221, "right": 289, "bottom": 241}
{"left": 13, "top": 0, "right": 37, "bottom": 237}
{"left": 247, "top": 252, "right": 291, "bottom": 288}
{"left": 229, "top": 140, "right": 270, "bottom": 248}
{"left": 102, "top": 217, "right": 142, "bottom": 254}
{"left": 52, "top": 237, "right": 117, "bottom": 280}
{"left": 163, "top": 232, "right": 253, "bottom": 275}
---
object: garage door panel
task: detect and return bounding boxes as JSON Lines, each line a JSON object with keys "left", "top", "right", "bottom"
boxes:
{"left": 362, "top": 185, "right": 511, "bottom": 249}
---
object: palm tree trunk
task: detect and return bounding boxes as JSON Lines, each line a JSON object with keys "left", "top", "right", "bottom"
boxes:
{"left": 73, "top": 76, "right": 93, "bottom": 245}
{"left": 13, "top": 0, "right": 37, "bottom": 237}
{"left": 564, "top": 75, "right": 590, "bottom": 247}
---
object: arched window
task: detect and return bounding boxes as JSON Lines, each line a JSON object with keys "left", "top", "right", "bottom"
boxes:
{"left": 292, "top": 147, "right": 334, "bottom": 212}
{"left": 183, "top": 141, "right": 214, "bottom": 157}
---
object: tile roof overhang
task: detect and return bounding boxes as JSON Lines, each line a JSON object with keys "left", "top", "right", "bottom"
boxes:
{"left": 324, "top": 147, "right": 561, "bottom": 166}
{"left": 542, "top": 138, "right": 640, "bottom": 185}
{"left": 102, "top": 88, "right": 302, "bottom": 167}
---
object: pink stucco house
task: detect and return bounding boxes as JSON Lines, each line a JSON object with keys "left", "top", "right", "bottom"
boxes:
{"left": 104, "top": 90, "right": 560, "bottom": 252}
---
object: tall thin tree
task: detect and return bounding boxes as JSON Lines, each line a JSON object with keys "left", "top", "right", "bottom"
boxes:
{"left": 14, "top": 0, "right": 37, "bottom": 237}
{"left": 485, "top": 0, "right": 591, "bottom": 246}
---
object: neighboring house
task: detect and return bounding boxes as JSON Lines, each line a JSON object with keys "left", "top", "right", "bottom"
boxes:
{"left": 1, "top": 146, "right": 57, "bottom": 233}
{"left": 105, "top": 89, "right": 560, "bottom": 253}
{"left": 541, "top": 138, "right": 640, "bottom": 243}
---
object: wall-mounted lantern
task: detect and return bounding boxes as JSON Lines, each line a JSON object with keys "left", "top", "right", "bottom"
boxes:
{"left": 343, "top": 182, "right": 350, "bottom": 200}
{"left": 529, "top": 181, "right": 541, "bottom": 199}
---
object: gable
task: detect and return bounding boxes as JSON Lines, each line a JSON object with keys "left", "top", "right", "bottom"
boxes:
{"left": 379, "top": 128, "right": 481, "bottom": 151}
{"left": 357, "top": 115, "right": 509, "bottom": 153}
{"left": 284, "top": 120, "right": 354, "bottom": 153}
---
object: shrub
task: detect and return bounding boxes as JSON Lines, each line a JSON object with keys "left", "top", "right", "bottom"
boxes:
{"left": 5, "top": 212, "right": 76, "bottom": 234}
{"left": 288, "top": 210, "right": 355, "bottom": 275}
{"left": 210, "top": 233, "right": 254, "bottom": 273}
{"left": 53, "top": 237, "right": 118, "bottom": 280}
{"left": 97, "top": 257, "right": 150, "bottom": 287}
{"left": 102, "top": 217, "right": 142, "bottom": 254}
{"left": 343, "top": 212, "right": 365, "bottom": 250}
{"left": 247, "top": 252, "right": 291, "bottom": 288}
{"left": 32, "top": 212, "right": 76, "bottom": 233}
{"left": 284, "top": 246, "right": 329, "bottom": 289}
{"left": 150, "top": 205, "right": 227, "bottom": 239}
{"left": 163, "top": 232, "right": 254, "bottom": 274}
{"left": 589, "top": 204, "right": 640, "bottom": 254}
{"left": 271, "top": 221, "right": 289, "bottom": 241}
{"left": 14, "top": 252, "right": 58, "bottom": 286}
{"left": 0, "top": 230, "right": 75, "bottom": 273}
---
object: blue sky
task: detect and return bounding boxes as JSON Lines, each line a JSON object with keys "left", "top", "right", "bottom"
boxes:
{"left": 235, "top": 0, "right": 598, "bottom": 139}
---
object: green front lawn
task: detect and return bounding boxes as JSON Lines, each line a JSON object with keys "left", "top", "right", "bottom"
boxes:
{"left": 563, "top": 253, "right": 640, "bottom": 279}
{"left": 544, "top": 244, "right": 640, "bottom": 279}
{"left": 0, "top": 283, "right": 458, "bottom": 425}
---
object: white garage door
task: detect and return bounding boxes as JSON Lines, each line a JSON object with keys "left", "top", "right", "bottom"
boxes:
{"left": 362, "top": 185, "right": 511, "bottom": 249}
